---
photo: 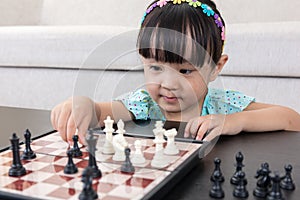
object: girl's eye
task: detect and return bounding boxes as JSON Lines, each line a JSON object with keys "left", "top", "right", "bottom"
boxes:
{"left": 149, "top": 65, "right": 162, "bottom": 71}
{"left": 179, "top": 69, "right": 193, "bottom": 74}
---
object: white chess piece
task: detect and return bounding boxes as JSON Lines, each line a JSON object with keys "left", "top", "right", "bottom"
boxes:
{"left": 112, "top": 119, "right": 128, "bottom": 161}
{"left": 131, "top": 140, "right": 146, "bottom": 164}
{"left": 164, "top": 128, "right": 179, "bottom": 155}
{"left": 102, "top": 116, "right": 115, "bottom": 154}
{"left": 153, "top": 121, "right": 166, "bottom": 142}
{"left": 151, "top": 122, "right": 168, "bottom": 168}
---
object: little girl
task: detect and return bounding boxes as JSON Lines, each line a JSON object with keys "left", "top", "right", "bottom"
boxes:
{"left": 51, "top": 0, "right": 300, "bottom": 144}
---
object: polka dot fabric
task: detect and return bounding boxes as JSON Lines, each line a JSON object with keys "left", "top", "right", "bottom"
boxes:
{"left": 116, "top": 88, "right": 255, "bottom": 120}
{"left": 116, "top": 89, "right": 165, "bottom": 120}
{"left": 201, "top": 88, "right": 255, "bottom": 116}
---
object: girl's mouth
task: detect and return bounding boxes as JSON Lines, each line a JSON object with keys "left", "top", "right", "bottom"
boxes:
{"left": 162, "top": 95, "right": 179, "bottom": 103}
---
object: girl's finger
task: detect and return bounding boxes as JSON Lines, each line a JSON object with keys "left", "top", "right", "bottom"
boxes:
{"left": 66, "top": 115, "right": 76, "bottom": 144}
{"left": 184, "top": 120, "right": 192, "bottom": 137}
{"left": 196, "top": 121, "right": 209, "bottom": 140}
{"left": 57, "top": 108, "right": 71, "bottom": 142}
{"left": 189, "top": 118, "right": 202, "bottom": 138}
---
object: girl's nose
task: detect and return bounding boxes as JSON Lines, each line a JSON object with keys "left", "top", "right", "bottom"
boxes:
{"left": 161, "top": 74, "right": 179, "bottom": 90}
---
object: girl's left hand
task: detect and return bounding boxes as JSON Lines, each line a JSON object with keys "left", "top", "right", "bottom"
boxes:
{"left": 184, "top": 114, "right": 226, "bottom": 141}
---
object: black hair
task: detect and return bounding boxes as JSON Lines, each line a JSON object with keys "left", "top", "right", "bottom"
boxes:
{"left": 137, "top": 0, "right": 225, "bottom": 68}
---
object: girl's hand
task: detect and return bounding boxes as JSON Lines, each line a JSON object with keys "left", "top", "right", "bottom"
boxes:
{"left": 184, "top": 114, "right": 242, "bottom": 141}
{"left": 50, "top": 96, "right": 98, "bottom": 145}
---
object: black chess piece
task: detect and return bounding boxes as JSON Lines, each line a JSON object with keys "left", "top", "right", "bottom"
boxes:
{"left": 9, "top": 133, "right": 26, "bottom": 177}
{"left": 280, "top": 164, "right": 295, "bottom": 191}
{"left": 72, "top": 135, "right": 83, "bottom": 157}
{"left": 209, "top": 170, "right": 225, "bottom": 199}
{"left": 210, "top": 158, "right": 224, "bottom": 182}
{"left": 267, "top": 172, "right": 285, "bottom": 200}
{"left": 86, "top": 131, "right": 102, "bottom": 178}
{"left": 21, "top": 129, "right": 36, "bottom": 160}
{"left": 231, "top": 151, "right": 246, "bottom": 185}
{"left": 64, "top": 149, "right": 78, "bottom": 174}
{"left": 233, "top": 171, "right": 249, "bottom": 198}
{"left": 121, "top": 147, "right": 135, "bottom": 173}
{"left": 253, "top": 162, "right": 272, "bottom": 198}
{"left": 79, "top": 167, "right": 98, "bottom": 200}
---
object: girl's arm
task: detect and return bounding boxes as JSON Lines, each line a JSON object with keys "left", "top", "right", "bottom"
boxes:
{"left": 96, "top": 101, "right": 133, "bottom": 127}
{"left": 223, "top": 102, "right": 300, "bottom": 134}
{"left": 185, "top": 102, "right": 300, "bottom": 141}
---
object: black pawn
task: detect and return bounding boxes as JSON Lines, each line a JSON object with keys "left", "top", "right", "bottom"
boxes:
{"left": 79, "top": 167, "right": 98, "bottom": 200}
{"left": 210, "top": 158, "right": 224, "bottom": 182}
{"left": 253, "top": 162, "right": 272, "bottom": 198}
{"left": 64, "top": 149, "right": 78, "bottom": 174}
{"left": 280, "top": 164, "right": 295, "bottom": 191}
{"left": 231, "top": 151, "right": 246, "bottom": 185}
{"left": 209, "top": 170, "right": 225, "bottom": 199}
{"left": 9, "top": 133, "right": 26, "bottom": 177}
{"left": 86, "top": 131, "right": 102, "bottom": 178}
{"left": 121, "top": 147, "right": 135, "bottom": 173}
{"left": 267, "top": 172, "right": 285, "bottom": 200}
{"left": 21, "top": 129, "right": 36, "bottom": 160}
{"left": 72, "top": 135, "right": 83, "bottom": 157}
{"left": 233, "top": 171, "right": 249, "bottom": 198}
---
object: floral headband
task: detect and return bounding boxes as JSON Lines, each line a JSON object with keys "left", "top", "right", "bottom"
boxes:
{"left": 141, "top": 0, "right": 225, "bottom": 41}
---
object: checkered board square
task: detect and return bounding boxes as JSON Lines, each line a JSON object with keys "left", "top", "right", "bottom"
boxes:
{"left": 0, "top": 131, "right": 202, "bottom": 200}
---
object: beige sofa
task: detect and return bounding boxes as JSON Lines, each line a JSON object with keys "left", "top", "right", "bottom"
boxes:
{"left": 0, "top": 0, "right": 299, "bottom": 113}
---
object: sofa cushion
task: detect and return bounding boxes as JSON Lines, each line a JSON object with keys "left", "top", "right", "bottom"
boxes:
{"left": 0, "top": 25, "right": 141, "bottom": 70}
{"left": 0, "top": 22, "right": 299, "bottom": 77}
{"left": 223, "top": 21, "right": 300, "bottom": 77}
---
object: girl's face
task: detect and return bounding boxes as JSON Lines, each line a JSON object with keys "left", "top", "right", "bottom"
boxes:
{"left": 142, "top": 58, "right": 214, "bottom": 121}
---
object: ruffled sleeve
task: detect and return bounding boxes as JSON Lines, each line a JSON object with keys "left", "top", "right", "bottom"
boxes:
{"left": 115, "top": 89, "right": 164, "bottom": 120}
{"left": 202, "top": 88, "right": 255, "bottom": 116}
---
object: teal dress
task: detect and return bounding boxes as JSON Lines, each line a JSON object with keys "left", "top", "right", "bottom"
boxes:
{"left": 116, "top": 88, "right": 255, "bottom": 120}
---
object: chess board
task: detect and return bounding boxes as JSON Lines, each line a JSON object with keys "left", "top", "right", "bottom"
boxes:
{"left": 0, "top": 131, "right": 203, "bottom": 200}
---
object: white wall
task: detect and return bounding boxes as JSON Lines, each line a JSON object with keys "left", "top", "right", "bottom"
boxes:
{"left": 216, "top": 0, "right": 300, "bottom": 24}
{"left": 1, "top": 0, "right": 299, "bottom": 26}
{"left": 0, "top": 0, "right": 42, "bottom": 25}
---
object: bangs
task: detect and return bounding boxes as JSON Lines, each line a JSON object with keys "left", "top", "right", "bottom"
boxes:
{"left": 138, "top": 26, "right": 210, "bottom": 67}
{"left": 137, "top": 3, "right": 222, "bottom": 68}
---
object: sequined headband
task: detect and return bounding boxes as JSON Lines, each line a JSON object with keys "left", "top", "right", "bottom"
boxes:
{"left": 141, "top": 0, "right": 225, "bottom": 41}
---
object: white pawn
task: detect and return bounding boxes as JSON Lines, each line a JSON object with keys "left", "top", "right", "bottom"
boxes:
{"left": 131, "top": 140, "right": 146, "bottom": 164}
{"left": 112, "top": 120, "right": 128, "bottom": 161}
{"left": 102, "top": 116, "right": 115, "bottom": 154}
{"left": 164, "top": 128, "right": 179, "bottom": 155}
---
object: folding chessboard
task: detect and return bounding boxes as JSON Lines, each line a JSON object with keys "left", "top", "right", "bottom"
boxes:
{"left": 0, "top": 130, "right": 203, "bottom": 200}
